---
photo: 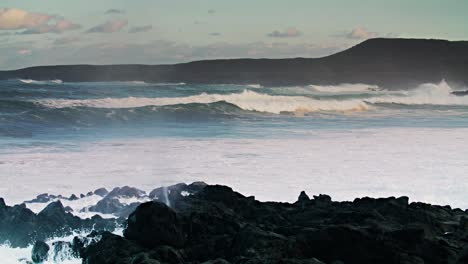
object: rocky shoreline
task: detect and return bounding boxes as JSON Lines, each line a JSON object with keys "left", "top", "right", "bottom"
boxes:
{"left": 1, "top": 182, "right": 468, "bottom": 263}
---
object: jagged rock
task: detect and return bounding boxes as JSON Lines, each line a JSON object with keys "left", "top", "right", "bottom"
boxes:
{"left": 80, "top": 194, "right": 85, "bottom": 198}
{"left": 124, "top": 201, "right": 186, "bottom": 248}
{"left": 69, "top": 194, "right": 79, "bottom": 201}
{"left": 150, "top": 245, "right": 185, "bottom": 263}
{"left": 52, "top": 241, "right": 73, "bottom": 262}
{"left": 106, "top": 186, "right": 146, "bottom": 199}
{"left": 94, "top": 188, "right": 109, "bottom": 197}
{"left": 31, "top": 241, "right": 49, "bottom": 263}
{"left": 88, "top": 198, "right": 125, "bottom": 215}
{"left": 82, "top": 232, "right": 146, "bottom": 264}
{"left": 26, "top": 193, "right": 57, "bottom": 203}
{"left": 313, "top": 194, "right": 332, "bottom": 204}
{"left": 0, "top": 198, "right": 119, "bottom": 248}
{"left": 297, "top": 191, "right": 310, "bottom": 203}
{"left": 149, "top": 182, "right": 207, "bottom": 204}
{"left": 83, "top": 184, "right": 468, "bottom": 264}
{"left": 37, "top": 201, "right": 71, "bottom": 226}
{"left": 131, "top": 253, "right": 161, "bottom": 264}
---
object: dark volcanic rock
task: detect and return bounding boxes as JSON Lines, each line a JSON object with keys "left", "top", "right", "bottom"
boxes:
{"left": 81, "top": 183, "right": 468, "bottom": 264}
{"left": 88, "top": 198, "right": 126, "bottom": 215}
{"left": 0, "top": 199, "right": 119, "bottom": 248}
{"left": 106, "top": 186, "right": 146, "bottom": 199}
{"left": 26, "top": 193, "right": 57, "bottom": 203}
{"left": 149, "top": 182, "right": 207, "bottom": 207}
{"left": 31, "top": 241, "right": 49, "bottom": 263}
{"left": 124, "top": 202, "right": 186, "bottom": 248}
{"left": 297, "top": 191, "right": 310, "bottom": 203}
{"left": 94, "top": 188, "right": 109, "bottom": 197}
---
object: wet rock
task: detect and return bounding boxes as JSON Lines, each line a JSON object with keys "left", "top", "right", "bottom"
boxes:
{"left": 94, "top": 188, "right": 109, "bottom": 197}
{"left": 26, "top": 193, "right": 57, "bottom": 203}
{"left": 131, "top": 253, "right": 161, "bottom": 264}
{"left": 297, "top": 191, "right": 310, "bottom": 203}
{"left": 51, "top": 241, "right": 73, "bottom": 262}
{"left": 31, "top": 241, "right": 49, "bottom": 263}
{"left": 106, "top": 186, "right": 146, "bottom": 199}
{"left": 201, "top": 259, "right": 231, "bottom": 264}
{"left": 69, "top": 194, "right": 79, "bottom": 201}
{"left": 124, "top": 201, "right": 186, "bottom": 248}
{"left": 88, "top": 198, "right": 125, "bottom": 215}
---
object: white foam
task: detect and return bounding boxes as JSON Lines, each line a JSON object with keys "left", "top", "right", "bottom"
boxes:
{"left": 35, "top": 81, "right": 468, "bottom": 114}
{"left": 37, "top": 90, "right": 369, "bottom": 114}
{"left": 0, "top": 228, "right": 123, "bottom": 264}
{"left": 1, "top": 128, "right": 468, "bottom": 209}
{"left": 367, "top": 81, "right": 468, "bottom": 105}
{"left": 246, "top": 84, "right": 263, "bottom": 89}
{"left": 310, "top": 83, "right": 380, "bottom": 93}
{"left": 19, "top": 79, "right": 63, "bottom": 85}
{"left": 25, "top": 195, "right": 116, "bottom": 219}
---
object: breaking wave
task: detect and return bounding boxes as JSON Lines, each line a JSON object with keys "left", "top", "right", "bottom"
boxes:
{"left": 37, "top": 90, "right": 369, "bottom": 114}
{"left": 310, "top": 83, "right": 380, "bottom": 93}
{"left": 19, "top": 79, "right": 63, "bottom": 85}
{"left": 34, "top": 81, "right": 468, "bottom": 115}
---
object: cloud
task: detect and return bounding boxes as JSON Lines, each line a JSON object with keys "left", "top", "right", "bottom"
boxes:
{"left": 105, "top": 9, "right": 124, "bottom": 15}
{"left": 54, "top": 36, "right": 80, "bottom": 45}
{"left": 17, "top": 49, "right": 31, "bottom": 55}
{"left": 129, "top": 25, "right": 153, "bottom": 34}
{"left": 209, "top": 32, "right": 221, "bottom": 36}
{"left": 267, "top": 27, "right": 302, "bottom": 38}
{"left": 19, "top": 19, "right": 81, "bottom": 35}
{"left": 345, "top": 27, "right": 378, "bottom": 40}
{"left": 0, "top": 8, "right": 81, "bottom": 34}
{"left": 86, "top": 19, "right": 128, "bottom": 33}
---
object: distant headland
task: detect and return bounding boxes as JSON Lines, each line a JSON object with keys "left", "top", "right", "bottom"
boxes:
{"left": 1, "top": 38, "right": 468, "bottom": 89}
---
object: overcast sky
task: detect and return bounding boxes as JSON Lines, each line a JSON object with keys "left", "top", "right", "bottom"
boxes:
{"left": 1, "top": 0, "right": 467, "bottom": 70}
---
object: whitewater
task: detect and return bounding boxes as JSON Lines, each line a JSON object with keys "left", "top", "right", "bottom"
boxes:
{"left": 1, "top": 79, "right": 468, "bottom": 262}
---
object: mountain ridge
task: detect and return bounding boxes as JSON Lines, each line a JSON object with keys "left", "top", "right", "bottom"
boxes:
{"left": 1, "top": 38, "right": 468, "bottom": 89}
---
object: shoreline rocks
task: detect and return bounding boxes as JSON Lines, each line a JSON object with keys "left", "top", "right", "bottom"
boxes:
{"left": 80, "top": 184, "right": 468, "bottom": 264}
{"left": 2, "top": 182, "right": 468, "bottom": 263}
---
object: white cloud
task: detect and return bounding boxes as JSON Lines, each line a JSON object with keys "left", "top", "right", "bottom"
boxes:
{"left": 267, "top": 27, "right": 302, "bottom": 38}
{"left": 86, "top": 19, "right": 128, "bottom": 33}
{"left": 0, "top": 8, "right": 81, "bottom": 34}
{"left": 17, "top": 49, "right": 31, "bottom": 55}
{"left": 345, "top": 27, "right": 378, "bottom": 40}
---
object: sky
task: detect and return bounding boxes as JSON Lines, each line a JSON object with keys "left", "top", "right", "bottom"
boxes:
{"left": 0, "top": 0, "right": 467, "bottom": 70}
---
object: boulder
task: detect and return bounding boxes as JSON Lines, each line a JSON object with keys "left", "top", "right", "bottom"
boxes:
{"left": 94, "top": 188, "right": 109, "bottom": 197}
{"left": 88, "top": 198, "right": 125, "bottom": 215}
{"left": 106, "top": 186, "right": 146, "bottom": 199}
{"left": 31, "top": 241, "right": 49, "bottom": 263}
{"left": 124, "top": 202, "right": 186, "bottom": 248}
{"left": 297, "top": 191, "right": 310, "bottom": 203}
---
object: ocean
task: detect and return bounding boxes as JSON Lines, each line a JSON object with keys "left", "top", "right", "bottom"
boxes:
{"left": 1, "top": 79, "right": 468, "bottom": 262}
{"left": 1, "top": 79, "right": 468, "bottom": 206}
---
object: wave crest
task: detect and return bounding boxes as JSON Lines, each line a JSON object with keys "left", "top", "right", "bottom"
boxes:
{"left": 38, "top": 90, "right": 369, "bottom": 114}
{"left": 19, "top": 79, "right": 63, "bottom": 84}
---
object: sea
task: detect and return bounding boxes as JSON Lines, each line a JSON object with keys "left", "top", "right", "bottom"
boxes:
{"left": 1, "top": 79, "right": 468, "bottom": 262}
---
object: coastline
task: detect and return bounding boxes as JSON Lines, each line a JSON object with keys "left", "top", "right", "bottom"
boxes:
{"left": 1, "top": 182, "right": 467, "bottom": 263}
